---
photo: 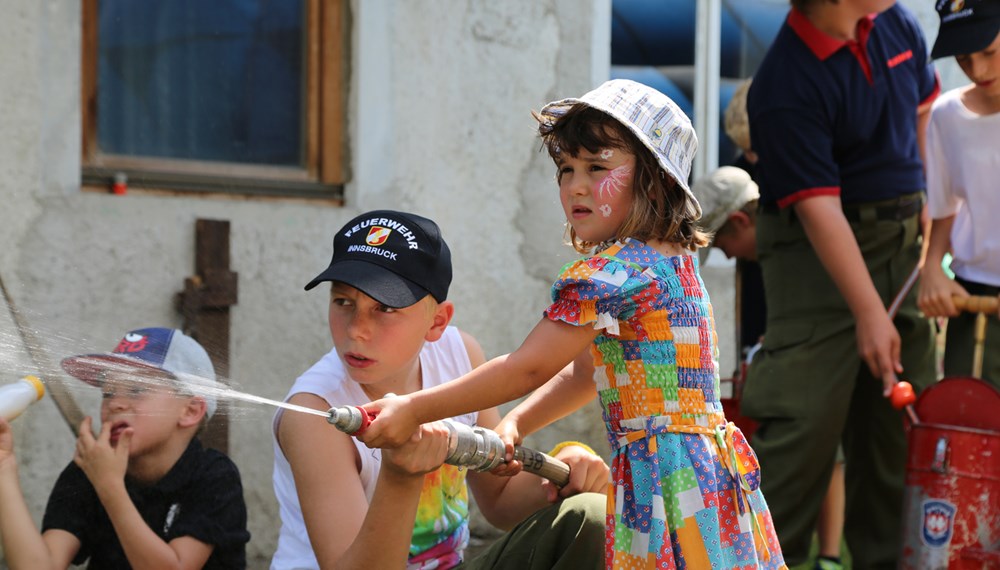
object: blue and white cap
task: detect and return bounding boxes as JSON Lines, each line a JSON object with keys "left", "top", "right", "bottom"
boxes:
{"left": 61, "top": 327, "right": 220, "bottom": 419}
{"left": 539, "top": 79, "right": 701, "bottom": 217}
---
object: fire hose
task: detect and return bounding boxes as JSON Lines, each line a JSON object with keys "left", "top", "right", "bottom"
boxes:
{"left": 326, "top": 405, "right": 571, "bottom": 487}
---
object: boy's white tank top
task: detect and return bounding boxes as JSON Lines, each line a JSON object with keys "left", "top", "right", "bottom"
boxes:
{"left": 270, "top": 326, "right": 477, "bottom": 570}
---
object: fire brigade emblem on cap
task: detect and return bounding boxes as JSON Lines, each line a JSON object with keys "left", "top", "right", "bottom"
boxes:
{"left": 932, "top": 0, "right": 1000, "bottom": 59}
{"left": 539, "top": 79, "right": 701, "bottom": 217}
{"left": 305, "top": 210, "right": 452, "bottom": 308}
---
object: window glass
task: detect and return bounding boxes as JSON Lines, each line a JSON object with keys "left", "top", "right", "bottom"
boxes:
{"left": 97, "top": 0, "right": 304, "bottom": 166}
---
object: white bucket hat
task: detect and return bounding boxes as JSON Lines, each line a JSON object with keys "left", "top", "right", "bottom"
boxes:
{"left": 539, "top": 79, "right": 701, "bottom": 217}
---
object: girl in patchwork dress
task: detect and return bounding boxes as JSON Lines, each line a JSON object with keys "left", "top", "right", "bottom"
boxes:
{"left": 360, "top": 79, "right": 787, "bottom": 570}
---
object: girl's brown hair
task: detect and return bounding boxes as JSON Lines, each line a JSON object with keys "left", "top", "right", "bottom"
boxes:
{"left": 537, "top": 105, "right": 707, "bottom": 254}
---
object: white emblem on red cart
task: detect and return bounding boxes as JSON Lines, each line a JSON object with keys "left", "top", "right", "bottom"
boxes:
{"left": 921, "top": 499, "right": 956, "bottom": 548}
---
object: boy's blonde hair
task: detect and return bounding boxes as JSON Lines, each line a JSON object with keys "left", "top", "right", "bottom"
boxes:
{"left": 329, "top": 281, "right": 440, "bottom": 316}
{"left": 538, "top": 105, "right": 708, "bottom": 254}
{"left": 724, "top": 78, "right": 752, "bottom": 153}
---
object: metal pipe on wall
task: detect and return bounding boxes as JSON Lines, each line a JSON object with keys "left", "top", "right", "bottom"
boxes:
{"left": 694, "top": 0, "right": 721, "bottom": 181}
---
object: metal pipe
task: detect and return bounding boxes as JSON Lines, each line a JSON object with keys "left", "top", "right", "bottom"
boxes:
{"left": 693, "top": 0, "right": 721, "bottom": 180}
{"left": 326, "top": 405, "right": 571, "bottom": 487}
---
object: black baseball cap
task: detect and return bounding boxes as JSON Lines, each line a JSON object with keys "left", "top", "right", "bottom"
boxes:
{"left": 932, "top": 0, "right": 1000, "bottom": 59}
{"left": 305, "top": 210, "right": 452, "bottom": 308}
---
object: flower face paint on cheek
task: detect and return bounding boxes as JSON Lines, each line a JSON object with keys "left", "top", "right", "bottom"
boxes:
{"left": 599, "top": 204, "right": 612, "bottom": 218}
{"left": 597, "top": 165, "right": 632, "bottom": 200}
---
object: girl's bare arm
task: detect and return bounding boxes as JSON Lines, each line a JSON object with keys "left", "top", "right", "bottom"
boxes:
{"left": 360, "top": 318, "right": 599, "bottom": 448}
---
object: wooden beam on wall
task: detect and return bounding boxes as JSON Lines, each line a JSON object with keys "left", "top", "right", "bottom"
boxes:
{"left": 176, "top": 219, "right": 238, "bottom": 454}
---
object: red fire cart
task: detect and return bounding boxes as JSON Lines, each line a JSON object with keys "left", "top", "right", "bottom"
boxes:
{"left": 897, "top": 295, "right": 1000, "bottom": 570}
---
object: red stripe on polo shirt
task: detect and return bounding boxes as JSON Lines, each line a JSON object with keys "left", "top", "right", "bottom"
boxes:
{"left": 887, "top": 50, "right": 912, "bottom": 68}
{"left": 788, "top": 8, "right": 877, "bottom": 83}
{"left": 920, "top": 73, "right": 942, "bottom": 108}
{"left": 777, "top": 187, "right": 840, "bottom": 208}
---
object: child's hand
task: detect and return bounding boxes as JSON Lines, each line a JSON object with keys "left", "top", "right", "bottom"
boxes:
{"left": 547, "top": 445, "right": 608, "bottom": 501}
{"left": 74, "top": 417, "right": 130, "bottom": 493}
{"left": 381, "top": 421, "right": 451, "bottom": 477}
{"left": 358, "top": 395, "right": 419, "bottom": 448}
{"left": 0, "top": 419, "right": 16, "bottom": 472}
{"left": 855, "top": 311, "right": 903, "bottom": 397}
{"left": 487, "top": 419, "right": 523, "bottom": 478}
{"left": 918, "top": 265, "right": 967, "bottom": 318}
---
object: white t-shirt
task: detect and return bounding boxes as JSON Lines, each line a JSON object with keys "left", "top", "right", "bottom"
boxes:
{"left": 925, "top": 87, "right": 1000, "bottom": 287}
{"left": 270, "top": 327, "right": 477, "bottom": 570}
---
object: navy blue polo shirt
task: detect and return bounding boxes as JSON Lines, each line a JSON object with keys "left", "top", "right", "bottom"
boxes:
{"left": 748, "top": 4, "right": 939, "bottom": 208}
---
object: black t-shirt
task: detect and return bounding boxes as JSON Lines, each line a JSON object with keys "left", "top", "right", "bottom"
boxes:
{"left": 42, "top": 438, "right": 250, "bottom": 569}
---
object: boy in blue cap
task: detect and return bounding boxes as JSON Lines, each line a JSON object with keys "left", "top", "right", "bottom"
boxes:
{"left": 0, "top": 327, "right": 249, "bottom": 569}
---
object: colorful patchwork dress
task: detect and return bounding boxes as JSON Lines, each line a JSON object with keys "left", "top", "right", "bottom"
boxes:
{"left": 545, "top": 239, "right": 786, "bottom": 570}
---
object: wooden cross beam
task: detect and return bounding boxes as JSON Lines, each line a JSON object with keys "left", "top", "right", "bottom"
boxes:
{"left": 176, "top": 219, "right": 238, "bottom": 454}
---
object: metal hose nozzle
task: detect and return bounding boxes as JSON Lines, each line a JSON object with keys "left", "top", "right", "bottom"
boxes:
{"left": 324, "top": 404, "right": 570, "bottom": 486}
{"left": 326, "top": 405, "right": 370, "bottom": 434}
{"left": 444, "top": 421, "right": 506, "bottom": 472}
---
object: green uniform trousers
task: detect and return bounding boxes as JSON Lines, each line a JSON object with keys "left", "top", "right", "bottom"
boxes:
{"left": 943, "top": 277, "right": 1000, "bottom": 388}
{"left": 742, "top": 202, "right": 935, "bottom": 569}
{"left": 459, "top": 492, "right": 606, "bottom": 570}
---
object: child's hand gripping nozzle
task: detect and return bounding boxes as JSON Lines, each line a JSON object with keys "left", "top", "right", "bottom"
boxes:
{"left": 325, "top": 405, "right": 570, "bottom": 487}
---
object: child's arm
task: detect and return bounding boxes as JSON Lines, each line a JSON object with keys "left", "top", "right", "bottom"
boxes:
{"left": 0, "top": 419, "right": 79, "bottom": 570}
{"left": 466, "top": 406, "right": 608, "bottom": 531}
{"left": 73, "top": 417, "right": 214, "bottom": 569}
{"left": 795, "top": 196, "right": 902, "bottom": 396}
{"left": 497, "top": 352, "right": 597, "bottom": 444}
{"left": 360, "top": 318, "right": 599, "bottom": 448}
{"left": 918, "top": 216, "right": 967, "bottom": 318}
{"left": 277, "top": 392, "right": 449, "bottom": 569}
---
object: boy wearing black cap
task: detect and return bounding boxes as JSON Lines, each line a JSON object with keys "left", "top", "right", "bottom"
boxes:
{"left": 0, "top": 328, "right": 249, "bottom": 569}
{"left": 271, "top": 210, "right": 607, "bottom": 569}
{"left": 918, "top": 0, "right": 1000, "bottom": 386}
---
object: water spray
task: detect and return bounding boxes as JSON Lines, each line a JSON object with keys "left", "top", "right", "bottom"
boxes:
{"left": 326, "top": 405, "right": 571, "bottom": 487}
{"left": 1, "top": 275, "right": 84, "bottom": 432}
